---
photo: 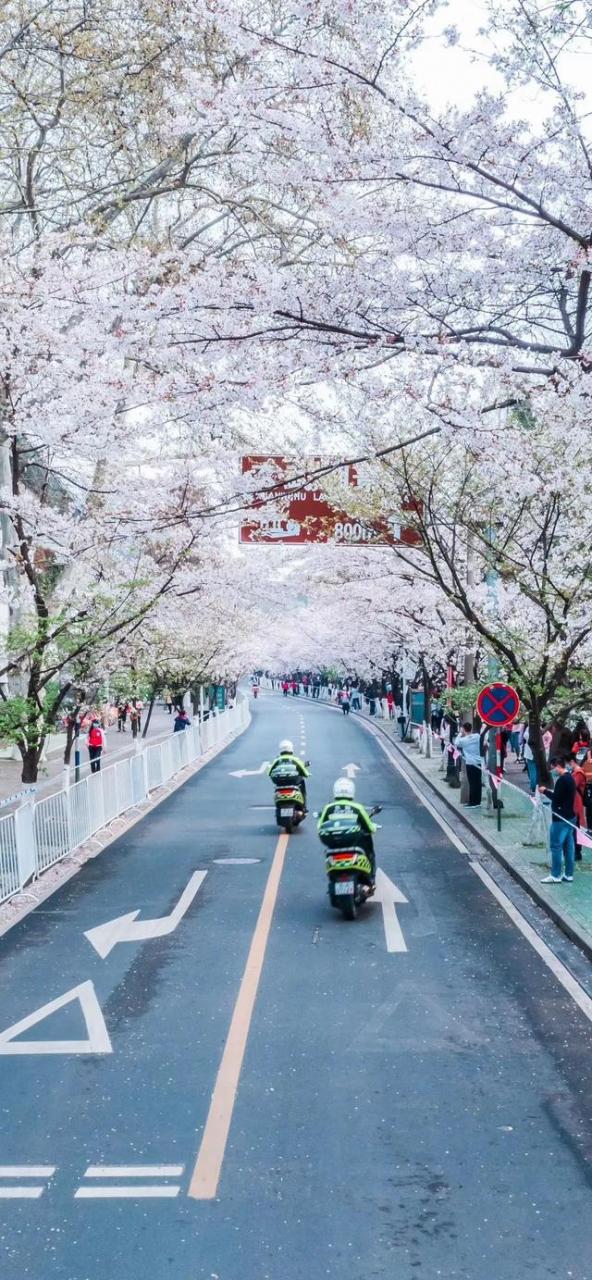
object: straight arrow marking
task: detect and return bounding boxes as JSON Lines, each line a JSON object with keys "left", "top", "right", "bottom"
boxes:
{"left": 342, "top": 763, "right": 361, "bottom": 778}
{"left": 374, "top": 868, "right": 408, "bottom": 954}
{"left": 85, "top": 870, "right": 207, "bottom": 959}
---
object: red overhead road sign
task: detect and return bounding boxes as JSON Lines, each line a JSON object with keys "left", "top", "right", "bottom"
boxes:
{"left": 239, "top": 456, "right": 421, "bottom": 546}
{"left": 476, "top": 683, "right": 520, "bottom": 728}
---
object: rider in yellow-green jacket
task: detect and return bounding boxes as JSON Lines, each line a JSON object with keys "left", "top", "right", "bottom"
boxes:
{"left": 317, "top": 777, "right": 378, "bottom": 880}
{"left": 268, "top": 739, "right": 310, "bottom": 807}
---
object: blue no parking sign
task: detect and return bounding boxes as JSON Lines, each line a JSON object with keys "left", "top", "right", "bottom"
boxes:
{"left": 476, "top": 682, "right": 520, "bottom": 728}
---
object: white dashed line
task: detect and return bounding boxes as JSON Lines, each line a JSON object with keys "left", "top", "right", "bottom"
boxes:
{"left": 83, "top": 1165, "right": 184, "bottom": 1178}
{"left": 75, "top": 1186, "right": 180, "bottom": 1199}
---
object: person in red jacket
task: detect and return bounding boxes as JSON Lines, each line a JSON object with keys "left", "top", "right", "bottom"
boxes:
{"left": 567, "top": 753, "right": 586, "bottom": 861}
{"left": 87, "top": 720, "right": 105, "bottom": 773}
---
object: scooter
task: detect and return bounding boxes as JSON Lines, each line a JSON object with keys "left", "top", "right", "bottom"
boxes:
{"left": 319, "top": 806, "right": 382, "bottom": 920}
{"left": 273, "top": 782, "right": 306, "bottom": 834}
{"left": 270, "top": 760, "right": 310, "bottom": 834}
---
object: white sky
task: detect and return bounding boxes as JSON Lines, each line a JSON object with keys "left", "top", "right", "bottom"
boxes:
{"left": 412, "top": 0, "right": 592, "bottom": 115}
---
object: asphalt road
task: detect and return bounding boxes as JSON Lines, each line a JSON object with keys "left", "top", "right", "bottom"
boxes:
{"left": 1, "top": 691, "right": 592, "bottom": 1280}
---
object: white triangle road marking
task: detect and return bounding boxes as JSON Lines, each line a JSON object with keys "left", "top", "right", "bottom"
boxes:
{"left": 0, "top": 981, "right": 112, "bottom": 1055}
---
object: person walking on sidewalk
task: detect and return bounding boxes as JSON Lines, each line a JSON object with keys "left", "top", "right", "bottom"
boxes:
{"left": 581, "top": 747, "right": 592, "bottom": 830}
{"left": 87, "top": 720, "right": 105, "bottom": 773}
{"left": 567, "top": 753, "right": 586, "bottom": 861}
{"left": 455, "top": 722, "right": 483, "bottom": 808}
{"left": 539, "top": 757, "right": 576, "bottom": 884}
{"left": 522, "top": 726, "right": 538, "bottom": 794}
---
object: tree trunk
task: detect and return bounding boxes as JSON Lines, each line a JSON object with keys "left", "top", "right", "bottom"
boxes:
{"left": 142, "top": 694, "right": 156, "bottom": 739}
{"left": 527, "top": 703, "right": 550, "bottom": 789}
{"left": 63, "top": 705, "right": 81, "bottom": 765}
{"left": 20, "top": 744, "right": 42, "bottom": 783}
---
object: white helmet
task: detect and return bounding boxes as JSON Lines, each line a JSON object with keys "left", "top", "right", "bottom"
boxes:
{"left": 279, "top": 739, "right": 294, "bottom": 753}
{"left": 333, "top": 777, "right": 355, "bottom": 799}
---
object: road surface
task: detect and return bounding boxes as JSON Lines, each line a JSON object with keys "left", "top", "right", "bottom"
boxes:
{"left": 1, "top": 692, "right": 591, "bottom": 1279}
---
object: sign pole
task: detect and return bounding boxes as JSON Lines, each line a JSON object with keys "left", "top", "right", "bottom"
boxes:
{"left": 496, "top": 729, "right": 503, "bottom": 832}
{"left": 476, "top": 683, "right": 520, "bottom": 832}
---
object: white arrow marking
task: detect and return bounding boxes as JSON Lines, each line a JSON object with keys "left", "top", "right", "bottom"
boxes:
{"left": 84, "top": 869, "right": 207, "bottom": 959}
{"left": 342, "top": 763, "right": 361, "bottom": 779}
{"left": 229, "top": 761, "right": 270, "bottom": 778}
{"left": 374, "top": 868, "right": 408, "bottom": 953}
{"left": 0, "top": 981, "right": 112, "bottom": 1055}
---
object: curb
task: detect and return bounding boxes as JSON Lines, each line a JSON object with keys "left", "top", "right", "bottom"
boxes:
{"left": 358, "top": 712, "right": 592, "bottom": 963}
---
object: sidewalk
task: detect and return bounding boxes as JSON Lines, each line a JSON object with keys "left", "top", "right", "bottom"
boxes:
{"left": 0, "top": 705, "right": 176, "bottom": 809}
{"left": 341, "top": 700, "right": 592, "bottom": 957}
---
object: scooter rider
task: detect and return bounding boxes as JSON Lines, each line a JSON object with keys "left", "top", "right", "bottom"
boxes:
{"left": 268, "top": 739, "right": 310, "bottom": 808}
{"left": 317, "top": 778, "right": 378, "bottom": 881}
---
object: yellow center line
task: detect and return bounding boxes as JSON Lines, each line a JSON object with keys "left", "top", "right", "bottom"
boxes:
{"left": 188, "top": 832, "right": 289, "bottom": 1200}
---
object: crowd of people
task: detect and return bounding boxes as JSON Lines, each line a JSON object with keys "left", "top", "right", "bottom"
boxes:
{"left": 265, "top": 672, "right": 404, "bottom": 721}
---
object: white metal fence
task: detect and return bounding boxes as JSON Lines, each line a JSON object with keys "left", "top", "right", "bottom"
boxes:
{"left": 0, "top": 700, "right": 249, "bottom": 908}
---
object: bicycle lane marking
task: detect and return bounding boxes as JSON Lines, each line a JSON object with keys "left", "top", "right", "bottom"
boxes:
{"left": 188, "top": 832, "right": 290, "bottom": 1200}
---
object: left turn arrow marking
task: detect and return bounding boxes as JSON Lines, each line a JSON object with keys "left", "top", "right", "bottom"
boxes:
{"left": 85, "top": 869, "right": 207, "bottom": 958}
{"left": 229, "top": 761, "right": 270, "bottom": 778}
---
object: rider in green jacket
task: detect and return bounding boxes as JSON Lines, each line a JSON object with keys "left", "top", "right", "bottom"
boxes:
{"left": 268, "top": 739, "right": 310, "bottom": 807}
{"left": 317, "top": 778, "right": 378, "bottom": 879}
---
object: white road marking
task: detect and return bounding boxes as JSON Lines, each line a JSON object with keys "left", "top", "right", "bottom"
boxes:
{"left": 75, "top": 1186, "right": 180, "bottom": 1199}
{"left": 213, "top": 858, "right": 261, "bottom": 865}
{"left": 374, "top": 869, "right": 409, "bottom": 953}
{"left": 0, "top": 980, "right": 112, "bottom": 1055}
{"left": 0, "top": 1166, "right": 56, "bottom": 1177}
{"left": 84, "top": 1165, "right": 184, "bottom": 1178}
{"left": 229, "top": 761, "right": 270, "bottom": 778}
{"left": 470, "top": 862, "right": 592, "bottom": 1024}
{"left": 84, "top": 869, "right": 207, "bottom": 958}
{"left": 342, "top": 763, "right": 361, "bottom": 778}
{"left": 0, "top": 1187, "right": 45, "bottom": 1199}
{"left": 362, "top": 721, "right": 592, "bottom": 1026}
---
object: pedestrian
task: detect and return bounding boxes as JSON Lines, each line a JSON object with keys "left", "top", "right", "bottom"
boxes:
{"left": 455, "top": 722, "right": 483, "bottom": 808}
{"left": 567, "top": 753, "right": 586, "bottom": 861}
{"left": 87, "top": 719, "right": 105, "bottom": 773}
{"left": 387, "top": 691, "right": 395, "bottom": 720}
{"left": 539, "top": 757, "right": 576, "bottom": 883}
{"left": 522, "top": 726, "right": 538, "bottom": 794}
{"left": 135, "top": 698, "right": 143, "bottom": 731}
{"left": 129, "top": 704, "right": 140, "bottom": 738}
{"left": 510, "top": 719, "right": 523, "bottom": 760}
{"left": 174, "top": 708, "right": 191, "bottom": 732}
{"left": 164, "top": 688, "right": 173, "bottom": 714}
{"left": 117, "top": 700, "right": 127, "bottom": 733}
{"left": 581, "top": 747, "right": 592, "bottom": 831}
{"left": 341, "top": 691, "right": 350, "bottom": 715}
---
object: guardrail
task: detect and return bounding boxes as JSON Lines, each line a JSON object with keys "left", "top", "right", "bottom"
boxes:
{"left": 0, "top": 699, "right": 249, "bottom": 908}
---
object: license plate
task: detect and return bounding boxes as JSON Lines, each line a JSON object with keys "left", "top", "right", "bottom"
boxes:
{"left": 334, "top": 880, "right": 354, "bottom": 896}
{"left": 280, "top": 808, "right": 294, "bottom": 817}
